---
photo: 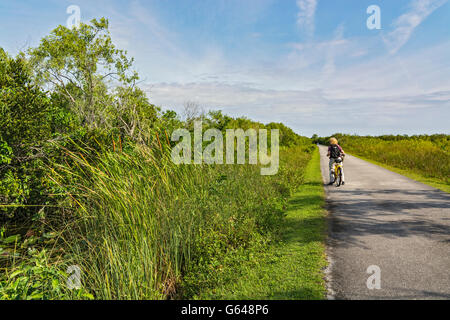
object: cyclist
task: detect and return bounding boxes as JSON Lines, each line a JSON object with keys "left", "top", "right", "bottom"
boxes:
{"left": 327, "top": 137, "right": 345, "bottom": 186}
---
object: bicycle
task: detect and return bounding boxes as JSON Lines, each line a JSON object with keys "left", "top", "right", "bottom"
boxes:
{"left": 332, "top": 156, "right": 344, "bottom": 187}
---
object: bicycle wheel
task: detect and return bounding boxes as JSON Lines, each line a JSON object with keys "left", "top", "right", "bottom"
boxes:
{"left": 335, "top": 167, "right": 342, "bottom": 187}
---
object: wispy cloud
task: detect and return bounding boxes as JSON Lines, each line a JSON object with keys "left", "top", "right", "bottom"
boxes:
{"left": 383, "top": 0, "right": 448, "bottom": 54}
{"left": 322, "top": 24, "right": 345, "bottom": 80}
{"left": 128, "top": 1, "right": 180, "bottom": 54}
{"left": 144, "top": 80, "right": 450, "bottom": 136}
{"left": 296, "top": 0, "right": 318, "bottom": 37}
{"left": 144, "top": 38, "right": 450, "bottom": 136}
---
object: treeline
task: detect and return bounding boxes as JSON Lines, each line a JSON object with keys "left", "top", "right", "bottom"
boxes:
{"left": 314, "top": 134, "right": 449, "bottom": 185}
{"left": 1, "top": 18, "right": 312, "bottom": 299}
{"left": 314, "top": 133, "right": 449, "bottom": 148}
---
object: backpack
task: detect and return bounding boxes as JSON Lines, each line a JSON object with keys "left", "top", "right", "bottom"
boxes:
{"left": 330, "top": 145, "right": 341, "bottom": 158}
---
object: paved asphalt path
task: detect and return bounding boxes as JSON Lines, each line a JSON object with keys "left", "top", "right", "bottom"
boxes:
{"left": 319, "top": 145, "right": 450, "bottom": 299}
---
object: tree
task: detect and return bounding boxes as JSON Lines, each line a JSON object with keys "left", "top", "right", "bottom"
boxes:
{"left": 0, "top": 49, "right": 51, "bottom": 157}
{"left": 206, "top": 110, "right": 233, "bottom": 131}
{"left": 0, "top": 49, "right": 52, "bottom": 217}
{"left": 182, "top": 101, "right": 205, "bottom": 129}
{"left": 110, "top": 86, "right": 160, "bottom": 142}
{"left": 266, "top": 122, "right": 306, "bottom": 147}
{"left": 29, "top": 18, "right": 138, "bottom": 129}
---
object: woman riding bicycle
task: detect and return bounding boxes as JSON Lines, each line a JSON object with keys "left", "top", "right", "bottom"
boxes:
{"left": 327, "top": 137, "right": 345, "bottom": 186}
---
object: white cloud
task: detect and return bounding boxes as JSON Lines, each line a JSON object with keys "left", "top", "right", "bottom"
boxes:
{"left": 128, "top": 1, "right": 180, "bottom": 54}
{"left": 321, "top": 24, "right": 345, "bottom": 81}
{"left": 324, "top": 40, "right": 450, "bottom": 99}
{"left": 57, "top": 0, "right": 449, "bottom": 136}
{"left": 142, "top": 39, "right": 450, "bottom": 136}
{"left": 145, "top": 82, "right": 326, "bottom": 114}
{"left": 383, "top": 0, "right": 448, "bottom": 54}
{"left": 144, "top": 80, "right": 450, "bottom": 136}
{"left": 296, "top": 0, "right": 318, "bottom": 37}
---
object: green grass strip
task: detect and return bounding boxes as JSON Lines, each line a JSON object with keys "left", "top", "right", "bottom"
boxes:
{"left": 348, "top": 153, "right": 450, "bottom": 194}
{"left": 199, "top": 147, "right": 328, "bottom": 299}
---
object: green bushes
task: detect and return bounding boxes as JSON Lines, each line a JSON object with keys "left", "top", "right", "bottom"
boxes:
{"left": 49, "top": 142, "right": 312, "bottom": 299}
{"left": 0, "top": 49, "right": 52, "bottom": 219}
{"left": 0, "top": 248, "right": 93, "bottom": 300}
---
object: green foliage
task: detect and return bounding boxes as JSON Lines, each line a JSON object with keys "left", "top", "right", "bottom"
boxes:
{"left": 181, "top": 146, "right": 314, "bottom": 298}
{"left": 0, "top": 49, "right": 51, "bottom": 148}
{"left": 0, "top": 49, "right": 53, "bottom": 218}
{"left": 29, "top": 18, "right": 140, "bottom": 128}
{"left": 48, "top": 140, "right": 313, "bottom": 299}
{"left": 205, "top": 110, "right": 233, "bottom": 131}
{"left": 192, "top": 148, "right": 327, "bottom": 300}
{"left": 109, "top": 86, "right": 160, "bottom": 142}
{"left": 0, "top": 248, "right": 93, "bottom": 300}
{"left": 265, "top": 122, "right": 310, "bottom": 147}
{"left": 28, "top": 18, "right": 161, "bottom": 141}
{"left": 0, "top": 140, "right": 12, "bottom": 165}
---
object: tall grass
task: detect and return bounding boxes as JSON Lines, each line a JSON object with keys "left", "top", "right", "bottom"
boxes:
{"left": 54, "top": 142, "right": 313, "bottom": 299}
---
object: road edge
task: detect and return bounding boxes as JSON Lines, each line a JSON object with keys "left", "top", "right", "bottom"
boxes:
{"left": 316, "top": 145, "right": 337, "bottom": 300}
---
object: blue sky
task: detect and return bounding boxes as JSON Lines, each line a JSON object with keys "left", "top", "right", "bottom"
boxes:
{"left": 1, "top": 0, "right": 449, "bottom": 136}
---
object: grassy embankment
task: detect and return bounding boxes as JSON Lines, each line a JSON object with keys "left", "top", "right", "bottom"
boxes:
{"left": 193, "top": 148, "right": 328, "bottom": 299}
{"left": 1, "top": 143, "right": 328, "bottom": 299}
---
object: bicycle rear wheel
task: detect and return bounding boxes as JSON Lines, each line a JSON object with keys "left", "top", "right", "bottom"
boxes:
{"left": 335, "top": 167, "right": 342, "bottom": 187}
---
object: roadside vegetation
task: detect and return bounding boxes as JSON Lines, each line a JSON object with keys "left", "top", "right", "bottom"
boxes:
{"left": 314, "top": 134, "right": 450, "bottom": 192}
{"left": 190, "top": 149, "right": 327, "bottom": 299}
{"left": 1, "top": 18, "right": 324, "bottom": 299}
